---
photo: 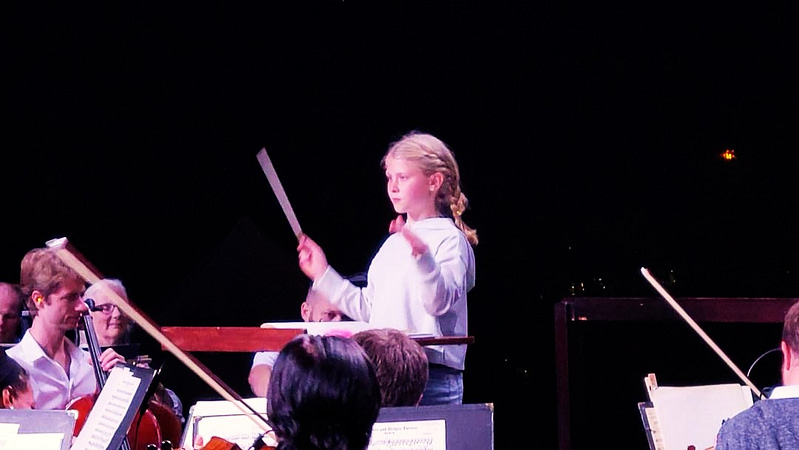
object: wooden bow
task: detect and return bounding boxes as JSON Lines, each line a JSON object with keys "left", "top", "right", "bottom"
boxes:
{"left": 641, "top": 267, "right": 763, "bottom": 398}
{"left": 46, "top": 237, "right": 271, "bottom": 431}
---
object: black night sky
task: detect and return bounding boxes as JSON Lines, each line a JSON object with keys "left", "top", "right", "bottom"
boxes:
{"left": 3, "top": 2, "right": 799, "bottom": 448}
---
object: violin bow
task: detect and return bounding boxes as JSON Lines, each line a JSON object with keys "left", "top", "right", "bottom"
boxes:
{"left": 46, "top": 237, "right": 271, "bottom": 431}
{"left": 640, "top": 267, "right": 763, "bottom": 399}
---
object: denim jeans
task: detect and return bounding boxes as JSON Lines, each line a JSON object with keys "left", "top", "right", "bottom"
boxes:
{"left": 420, "top": 364, "right": 463, "bottom": 405}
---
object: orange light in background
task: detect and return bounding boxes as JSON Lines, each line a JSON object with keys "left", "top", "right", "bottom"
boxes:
{"left": 721, "top": 149, "right": 736, "bottom": 160}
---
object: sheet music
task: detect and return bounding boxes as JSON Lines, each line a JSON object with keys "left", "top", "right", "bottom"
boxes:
{"left": 647, "top": 383, "right": 752, "bottom": 450}
{"left": 0, "top": 424, "right": 20, "bottom": 450}
{"left": 181, "top": 397, "right": 269, "bottom": 450}
{"left": 71, "top": 366, "right": 144, "bottom": 450}
{"left": 14, "top": 433, "right": 64, "bottom": 450}
{"left": 368, "top": 419, "right": 446, "bottom": 450}
{"left": 260, "top": 321, "right": 373, "bottom": 336}
{"left": 638, "top": 402, "right": 667, "bottom": 450}
{"left": 0, "top": 410, "right": 76, "bottom": 450}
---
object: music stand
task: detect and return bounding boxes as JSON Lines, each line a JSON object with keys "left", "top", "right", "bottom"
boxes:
{"left": 0, "top": 409, "right": 76, "bottom": 450}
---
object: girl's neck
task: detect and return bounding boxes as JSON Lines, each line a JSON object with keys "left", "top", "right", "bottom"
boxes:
{"left": 405, "top": 208, "right": 441, "bottom": 226}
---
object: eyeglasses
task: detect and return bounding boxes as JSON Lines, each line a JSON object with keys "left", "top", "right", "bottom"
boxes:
{"left": 94, "top": 304, "right": 120, "bottom": 315}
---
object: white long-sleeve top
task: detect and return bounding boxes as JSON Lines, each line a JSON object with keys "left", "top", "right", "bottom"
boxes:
{"left": 314, "top": 217, "right": 475, "bottom": 370}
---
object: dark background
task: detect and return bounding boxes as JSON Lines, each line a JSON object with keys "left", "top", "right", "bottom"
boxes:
{"left": 3, "top": 2, "right": 799, "bottom": 448}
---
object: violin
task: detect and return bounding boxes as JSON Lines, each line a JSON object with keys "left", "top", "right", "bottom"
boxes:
{"left": 169, "top": 435, "right": 276, "bottom": 450}
{"left": 67, "top": 298, "right": 163, "bottom": 450}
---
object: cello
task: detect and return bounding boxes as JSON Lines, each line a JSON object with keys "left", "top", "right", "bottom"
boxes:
{"left": 67, "top": 298, "right": 163, "bottom": 450}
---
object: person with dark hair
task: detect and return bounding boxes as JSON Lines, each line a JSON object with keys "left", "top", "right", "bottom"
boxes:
{"left": 0, "top": 282, "right": 25, "bottom": 344}
{"left": 714, "top": 299, "right": 799, "bottom": 449}
{"left": 266, "top": 334, "right": 381, "bottom": 450}
{"left": 0, "top": 348, "right": 34, "bottom": 409}
{"left": 6, "top": 247, "right": 124, "bottom": 410}
{"left": 352, "top": 327, "right": 428, "bottom": 407}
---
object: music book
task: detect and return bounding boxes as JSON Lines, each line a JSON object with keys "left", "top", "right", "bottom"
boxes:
{"left": 180, "top": 397, "right": 272, "bottom": 450}
{"left": 638, "top": 402, "right": 666, "bottom": 450}
{"left": 641, "top": 374, "right": 753, "bottom": 450}
{"left": 371, "top": 403, "right": 493, "bottom": 450}
{"left": 259, "top": 321, "right": 373, "bottom": 337}
{"left": 71, "top": 363, "right": 156, "bottom": 450}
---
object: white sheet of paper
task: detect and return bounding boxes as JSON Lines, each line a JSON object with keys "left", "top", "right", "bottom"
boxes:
{"left": 71, "top": 367, "right": 141, "bottom": 450}
{"left": 13, "top": 433, "right": 64, "bottom": 450}
{"left": 194, "top": 413, "right": 276, "bottom": 450}
{"left": 368, "top": 419, "right": 446, "bottom": 450}
{"left": 649, "top": 383, "right": 753, "bottom": 450}
{"left": 0, "top": 424, "right": 20, "bottom": 450}
{"left": 181, "top": 397, "right": 269, "bottom": 450}
{"left": 260, "top": 321, "right": 374, "bottom": 336}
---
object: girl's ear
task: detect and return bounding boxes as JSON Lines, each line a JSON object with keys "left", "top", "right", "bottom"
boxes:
{"left": 428, "top": 172, "right": 444, "bottom": 192}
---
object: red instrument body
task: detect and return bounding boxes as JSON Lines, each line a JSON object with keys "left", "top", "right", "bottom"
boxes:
{"left": 68, "top": 393, "right": 162, "bottom": 450}
{"left": 72, "top": 301, "right": 175, "bottom": 450}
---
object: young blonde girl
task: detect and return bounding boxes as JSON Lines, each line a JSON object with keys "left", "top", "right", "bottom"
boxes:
{"left": 297, "top": 130, "right": 477, "bottom": 404}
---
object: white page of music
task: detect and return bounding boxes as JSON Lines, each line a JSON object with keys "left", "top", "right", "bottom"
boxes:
{"left": 71, "top": 367, "right": 142, "bottom": 450}
{"left": 368, "top": 419, "right": 446, "bottom": 450}
{"left": 0, "top": 423, "right": 19, "bottom": 450}
{"left": 13, "top": 433, "right": 64, "bottom": 450}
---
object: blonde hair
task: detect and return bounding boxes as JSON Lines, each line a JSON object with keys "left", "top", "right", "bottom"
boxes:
{"left": 382, "top": 131, "right": 478, "bottom": 246}
{"left": 19, "top": 248, "right": 84, "bottom": 317}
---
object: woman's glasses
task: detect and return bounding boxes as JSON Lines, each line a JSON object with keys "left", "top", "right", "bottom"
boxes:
{"left": 93, "top": 303, "right": 119, "bottom": 315}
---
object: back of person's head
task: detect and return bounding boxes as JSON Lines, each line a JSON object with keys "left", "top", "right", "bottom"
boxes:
{"left": 267, "top": 334, "right": 381, "bottom": 450}
{"left": 0, "top": 282, "right": 24, "bottom": 343}
{"left": 0, "top": 349, "right": 32, "bottom": 409}
{"left": 381, "top": 131, "right": 478, "bottom": 246}
{"left": 352, "top": 328, "right": 429, "bottom": 407}
{"left": 19, "top": 247, "right": 84, "bottom": 317}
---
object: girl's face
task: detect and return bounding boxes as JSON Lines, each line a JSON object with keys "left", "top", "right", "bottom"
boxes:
{"left": 384, "top": 156, "right": 438, "bottom": 221}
